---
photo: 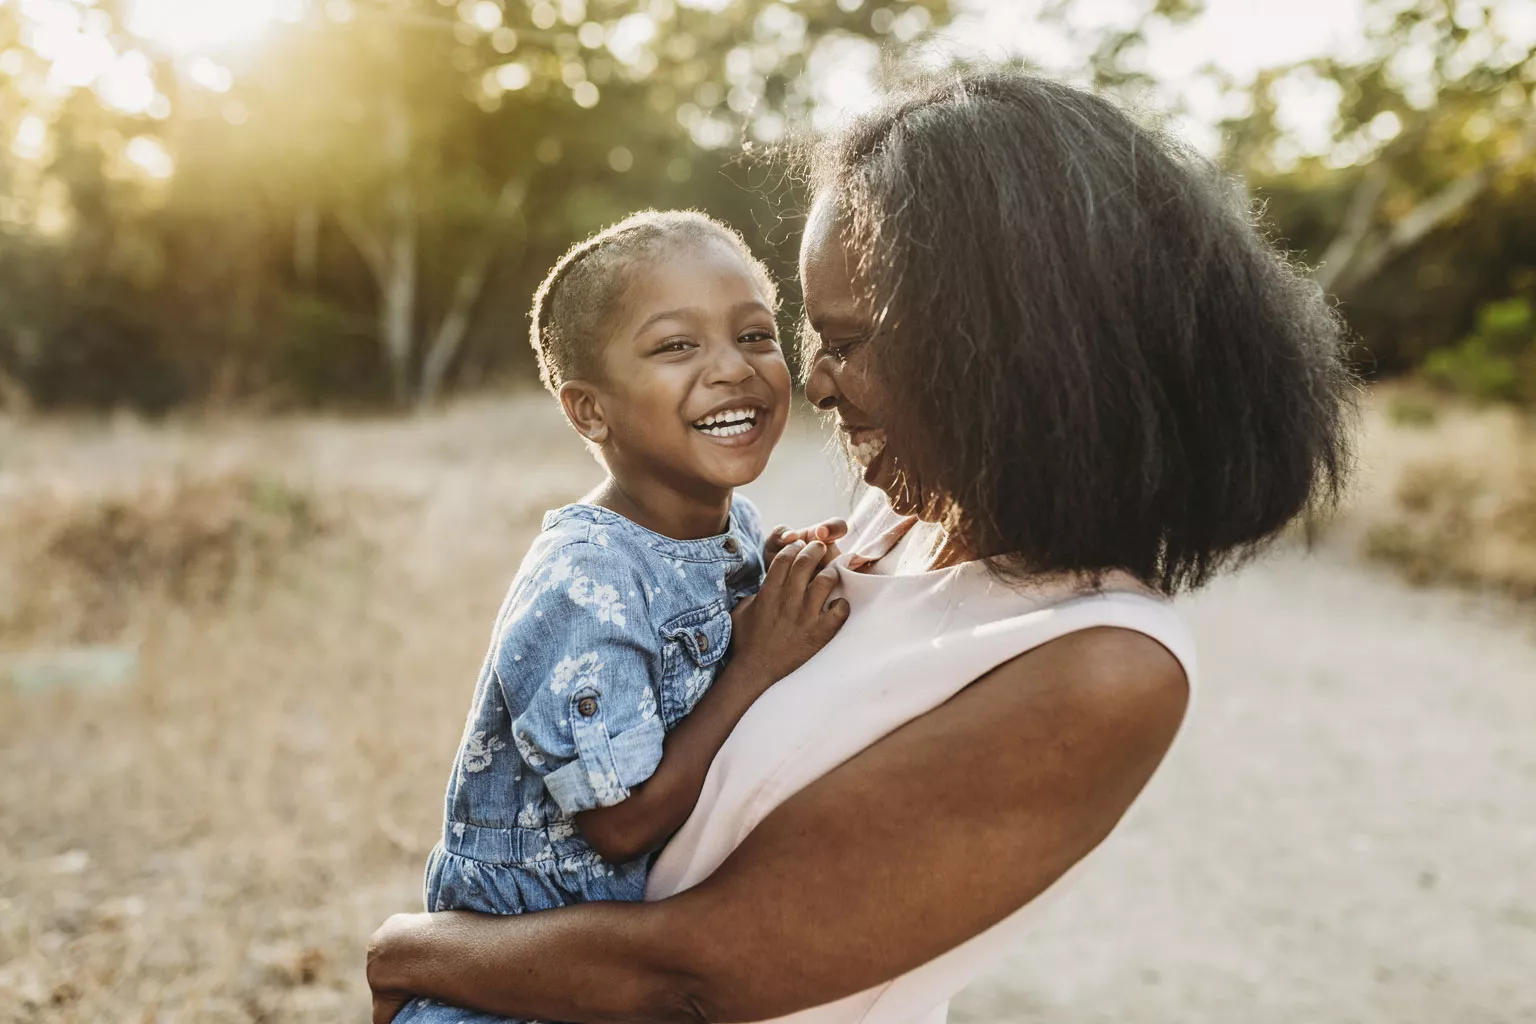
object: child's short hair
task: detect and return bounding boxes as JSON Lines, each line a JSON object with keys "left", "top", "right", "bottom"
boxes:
{"left": 529, "top": 210, "right": 779, "bottom": 392}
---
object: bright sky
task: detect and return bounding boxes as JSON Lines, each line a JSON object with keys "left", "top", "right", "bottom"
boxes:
{"left": 808, "top": 0, "right": 1376, "bottom": 152}
{"left": 948, "top": 0, "right": 1534, "bottom": 154}
{"left": 958, "top": 0, "right": 1373, "bottom": 152}
{"left": 123, "top": 0, "right": 305, "bottom": 53}
{"left": 7, "top": 0, "right": 1536, "bottom": 176}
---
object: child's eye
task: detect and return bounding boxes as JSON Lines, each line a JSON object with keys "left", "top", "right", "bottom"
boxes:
{"left": 739, "top": 330, "right": 777, "bottom": 346}
{"left": 655, "top": 338, "right": 695, "bottom": 354}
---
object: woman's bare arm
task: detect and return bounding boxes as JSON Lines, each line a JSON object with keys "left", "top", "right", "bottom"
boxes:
{"left": 368, "top": 626, "right": 1189, "bottom": 1024}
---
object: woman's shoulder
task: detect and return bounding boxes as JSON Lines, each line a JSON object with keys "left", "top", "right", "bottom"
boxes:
{"left": 954, "top": 577, "right": 1199, "bottom": 700}
{"left": 982, "top": 619, "right": 1190, "bottom": 728}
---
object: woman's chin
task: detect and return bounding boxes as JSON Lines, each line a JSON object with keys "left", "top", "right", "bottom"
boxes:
{"left": 861, "top": 449, "right": 905, "bottom": 508}
{"left": 862, "top": 448, "right": 933, "bottom": 519}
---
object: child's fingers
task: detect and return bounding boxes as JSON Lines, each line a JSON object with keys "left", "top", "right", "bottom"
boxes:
{"left": 762, "top": 540, "right": 803, "bottom": 596}
{"left": 813, "top": 518, "right": 850, "bottom": 543}
{"left": 784, "top": 540, "right": 826, "bottom": 597}
{"left": 816, "top": 597, "right": 851, "bottom": 635}
{"left": 814, "top": 541, "right": 842, "bottom": 572}
{"left": 805, "top": 566, "right": 839, "bottom": 616}
{"left": 764, "top": 525, "right": 792, "bottom": 560}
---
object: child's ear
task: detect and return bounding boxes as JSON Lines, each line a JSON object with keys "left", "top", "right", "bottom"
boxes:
{"left": 558, "top": 381, "right": 609, "bottom": 445}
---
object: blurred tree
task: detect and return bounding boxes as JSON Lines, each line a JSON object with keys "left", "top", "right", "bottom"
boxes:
{"left": 0, "top": 0, "right": 949, "bottom": 410}
{"left": 1217, "top": 1, "right": 1536, "bottom": 302}
{"left": 13, "top": 0, "right": 1530, "bottom": 407}
{"left": 1044, "top": 0, "right": 1536, "bottom": 378}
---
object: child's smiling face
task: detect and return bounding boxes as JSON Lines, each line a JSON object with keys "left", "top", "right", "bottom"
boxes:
{"left": 574, "top": 239, "right": 791, "bottom": 495}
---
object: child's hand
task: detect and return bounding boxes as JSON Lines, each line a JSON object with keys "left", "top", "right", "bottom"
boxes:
{"left": 764, "top": 518, "right": 849, "bottom": 563}
{"left": 728, "top": 539, "right": 849, "bottom": 696}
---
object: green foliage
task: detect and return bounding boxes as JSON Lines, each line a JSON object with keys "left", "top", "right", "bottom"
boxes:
{"left": 0, "top": 0, "right": 949, "bottom": 411}
{"left": 2, "top": 0, "right": 1532, "bottom": 409}
{"left": 1386, "top": 392, "right": 1440, "bottom": 428}
{"left": 278, "top": 296, "right": 387, "bottom": 407}
{"left": 1422, "top": 296, "right": 1536, "bottom": 404}
{"left": 1217, "top": 1, "right": 1536, "bottom": 378}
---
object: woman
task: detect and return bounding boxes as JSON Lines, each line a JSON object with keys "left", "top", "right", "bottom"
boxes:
{"left": 368, "top": 69, "right": 1352, "bottom": 1023}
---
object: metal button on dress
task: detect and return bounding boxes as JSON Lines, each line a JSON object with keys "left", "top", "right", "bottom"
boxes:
{"left": 694, "top": 631, "right": 710, "bottom": 653}
{"left": 576, "top": 697, "right": 598, "bottom": 717}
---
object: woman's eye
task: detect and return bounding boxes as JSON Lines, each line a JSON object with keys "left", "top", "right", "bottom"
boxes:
{"left": 823, "top": 341, "right": 856, "bottom": 363}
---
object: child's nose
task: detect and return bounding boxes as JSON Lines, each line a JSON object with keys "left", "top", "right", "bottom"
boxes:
{"left": 707, "top": 341, "right": 756, "bottom": 385}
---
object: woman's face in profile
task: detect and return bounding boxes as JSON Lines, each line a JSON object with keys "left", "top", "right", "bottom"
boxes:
{"left": 801, "top": 198, "right": 925, "bottom": 517}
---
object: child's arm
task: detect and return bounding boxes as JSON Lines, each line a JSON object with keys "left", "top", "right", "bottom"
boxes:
{"left": 764, "top": 517, "right": 849, "bottom": 563}
{"left": 575, "top": 538, "right": 847, "bottom": 863}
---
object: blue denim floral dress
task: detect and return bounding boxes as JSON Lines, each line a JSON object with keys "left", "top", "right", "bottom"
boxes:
{"left": 396, "top": 498, "right": 766, "bottom": 1024}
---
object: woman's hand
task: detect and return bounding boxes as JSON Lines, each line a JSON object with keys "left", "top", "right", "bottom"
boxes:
{"left": 367, "top": 913, "right": 420, "bottom": 1023}
{"left": 372, "top": 990, "right": 409, "bottom": 1024}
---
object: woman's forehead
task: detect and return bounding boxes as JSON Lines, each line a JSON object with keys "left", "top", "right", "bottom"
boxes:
{"left": 800, "top": 198, "right": 866, "bottom": 328}
{"left": 800, "top": 195, "right": 843, "bottom": 267}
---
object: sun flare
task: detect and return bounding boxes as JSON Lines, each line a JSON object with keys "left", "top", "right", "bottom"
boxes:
{"left": 126, "top": 0, "right": 296, "bottom": 54}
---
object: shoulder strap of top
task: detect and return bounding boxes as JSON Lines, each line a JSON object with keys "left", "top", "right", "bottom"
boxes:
{"left": 962, "top": 589, "right": 1198, "bottom": 700}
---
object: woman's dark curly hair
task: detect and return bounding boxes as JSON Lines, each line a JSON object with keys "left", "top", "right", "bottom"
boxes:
{"left": 806, "top": 69, "right": 1356, "bottom": 594}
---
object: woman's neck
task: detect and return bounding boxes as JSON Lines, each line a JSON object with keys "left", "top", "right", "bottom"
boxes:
{"left": 860, "top": 516, "right": 974, "bottom": 576}
{"left": 904, "top": 521, "right": 972, "bottom": 572}
{"left": 584, "top": 475, "right": 733, "bottom": 541}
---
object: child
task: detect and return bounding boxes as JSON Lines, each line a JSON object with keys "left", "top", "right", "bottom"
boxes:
{"left": 395, "top": 211, "right": 850, "bottom": 1024}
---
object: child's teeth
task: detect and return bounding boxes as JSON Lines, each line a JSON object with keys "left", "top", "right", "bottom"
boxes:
{"left": 694, "top": 408, "right": 759, "bottom": 435}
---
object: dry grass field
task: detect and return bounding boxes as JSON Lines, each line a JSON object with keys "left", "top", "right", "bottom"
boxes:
{"left": 1346, "top": 386, "right": 1536, "bottom": 596}
{"left": 2, "top": 389, "right": 1534, "bottom": 1023}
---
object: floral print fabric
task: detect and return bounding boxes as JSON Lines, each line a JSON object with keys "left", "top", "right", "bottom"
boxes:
{"left": 397, "top": 498, "right": 766, "bottom": 1024}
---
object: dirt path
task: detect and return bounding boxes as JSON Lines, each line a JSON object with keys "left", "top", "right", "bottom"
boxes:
{"left": 755, "top": 419, "right": 1536, "bottom": 1024}
{"left": 3, "top": 399, "right": 1533, "bottom": 1022}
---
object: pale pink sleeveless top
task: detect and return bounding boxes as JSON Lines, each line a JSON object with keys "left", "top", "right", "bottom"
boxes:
{"left": 645, "top": 493, "right": 1199, "bottom": 1024}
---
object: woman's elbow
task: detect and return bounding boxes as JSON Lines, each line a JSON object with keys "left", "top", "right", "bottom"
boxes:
{"left": 626, "top": 978, "right": 716, "bottom": 1024}
{"left": 616, "top": 913, "right": 738, "bottom": 1024}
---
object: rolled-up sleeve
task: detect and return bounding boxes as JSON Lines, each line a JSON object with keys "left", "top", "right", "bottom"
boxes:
{"left": 497, "top": 546, "right": 665, "bottom": 817}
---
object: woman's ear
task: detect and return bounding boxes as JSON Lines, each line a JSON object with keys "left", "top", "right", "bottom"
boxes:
{"left": 558, "top": 381, "right": 609, "bottom": 445}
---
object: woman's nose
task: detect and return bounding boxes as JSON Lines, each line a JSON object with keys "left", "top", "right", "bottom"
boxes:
{"left": 804, "top": 356, "right": 839, "bottom": 410}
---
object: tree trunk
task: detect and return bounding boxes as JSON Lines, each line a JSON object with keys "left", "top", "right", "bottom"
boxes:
{"left": 1312, "top": 163, "right": 1389, "bottom": 294}
{"left": 379, "top": 88, "right": 418, "bottom": 405}
{"left": 1317, "top": 115, "right": 1536, "bottom": 298}
{"left": 416, "top": 179, "right": 527, "bottom": 408}
{"left": 295, "top": 204, "right": 320, "bottom": 290}
{"left": 0, "top": 361, "right": 33, "bottom": 417}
